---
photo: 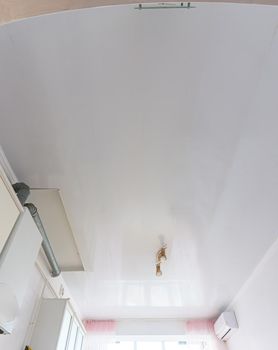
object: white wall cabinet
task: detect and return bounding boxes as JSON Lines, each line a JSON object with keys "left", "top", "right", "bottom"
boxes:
{"left": 0, "top": 171, "right": 21, "bottom": 255}
{"left": 0, "top": 209, "right": 42, "bottom": 333}
{"left": 31, "top": 298, "right": 85, "bottom": 350}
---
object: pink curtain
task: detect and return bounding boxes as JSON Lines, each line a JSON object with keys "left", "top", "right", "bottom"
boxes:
{"left": 83, "top": 320, "right": 116, "bottom": 334}
{"left": 185, "top": 320, "right": 227, "bottom": 350}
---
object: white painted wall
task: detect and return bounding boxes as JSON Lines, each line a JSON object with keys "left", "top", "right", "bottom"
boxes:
{"left": 225, "top": 12, "right": 278, "bottom": 350}
{"left": 227, "top": 237, "right": 278, "bottom": 350}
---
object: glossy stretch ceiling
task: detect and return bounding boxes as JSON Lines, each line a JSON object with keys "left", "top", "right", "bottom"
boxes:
{"left": 1, "top": 3, "right": 278, "bottom": 319}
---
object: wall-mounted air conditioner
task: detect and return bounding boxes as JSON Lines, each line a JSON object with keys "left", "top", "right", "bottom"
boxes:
{"left": 214, "top": 311, "right": 238, "bottom": 341}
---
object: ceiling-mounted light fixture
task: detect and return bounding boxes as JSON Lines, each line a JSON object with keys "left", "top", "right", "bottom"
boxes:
{"left": 156, "top": 245, "right": 167, "bottom": 277}
{"left": 135, "top": 2, "right": 195, "bottom": 10}
{"left": 156, "top": 263, "right": 162, "bottom": 277}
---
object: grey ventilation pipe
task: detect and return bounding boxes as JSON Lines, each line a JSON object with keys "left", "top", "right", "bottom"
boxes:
{"left": 12, "top": 182, "right": 30, "bottom": 205}
{"left": 12, "top": 183, "right": 61, "bottom": 277}
{"left": 24, "top": 203, "right": 61, "bottom": 277}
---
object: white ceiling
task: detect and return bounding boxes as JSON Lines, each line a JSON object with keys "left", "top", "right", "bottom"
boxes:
{"left": 1, "top": 3, "right": 278, "bottom": 319}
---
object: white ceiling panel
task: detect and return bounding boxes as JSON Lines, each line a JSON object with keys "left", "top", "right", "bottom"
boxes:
{"left": 1, "top": 3, "right": 278, "bottom": 318}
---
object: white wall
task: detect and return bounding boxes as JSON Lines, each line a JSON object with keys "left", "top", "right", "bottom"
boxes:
{"left": 227, "top": 237, "right": 278, "bottom": 350}
{"left": 225, "top": 10, "right": 278, "bottom": 350}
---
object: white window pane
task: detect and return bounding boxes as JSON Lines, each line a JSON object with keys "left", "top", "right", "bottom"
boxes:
{"left": 67, "top": 320, "right": 78, "bottom": 350}
{"left": 150, "top": 286, "right": 170, "bottom": 306}
{"left": 165, "top": 341, "right": 190, "bottom": 350}
{"left": 186, "top": 345, "right": 204, "bottom": 350}
{"left": 165, "top": 341, "right": 206, "bottom": 350}
{"left": 125, "top": 284, "right": 145, "bottom": 306}
{"left": 74, "top": 330, "right": 84, "bottom": 350}
{"left": 107, "top": 341, "right": 134, "bottom": 350}
{"left": 57, "top": 310, "right": 72, "bottom": 350}
{"left": 137, "top": 341, "right": 162, "bottom": 350}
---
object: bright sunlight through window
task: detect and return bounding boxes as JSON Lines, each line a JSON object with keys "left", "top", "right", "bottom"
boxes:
{"left": 106, "top": 340, "right": 212, "bottom": 350}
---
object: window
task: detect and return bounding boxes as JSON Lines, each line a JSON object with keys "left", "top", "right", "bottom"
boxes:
{"left": 137, "top": 342, "right": 162, "bottom": 350}
{"left": 75, "top": 330, "right": 84, "bottom": 350}
{"left": 67, "top": 320, "right": 78, "bottom": 350}
{"left": 165, "top": 341, "right": 206, "bottom": 350}
{"left": 57, "top": 310, "right": 72, "bottom": 350}
{"left": 100, "top": 339, "right": 211, "bottom": 350}
{"left": 108, "top": 342, "right": 134, "bottom": 350}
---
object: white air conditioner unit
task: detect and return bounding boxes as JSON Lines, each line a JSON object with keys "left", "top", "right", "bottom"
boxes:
{"left": 214, "top": 311, "right": 238, "bottom": 341}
